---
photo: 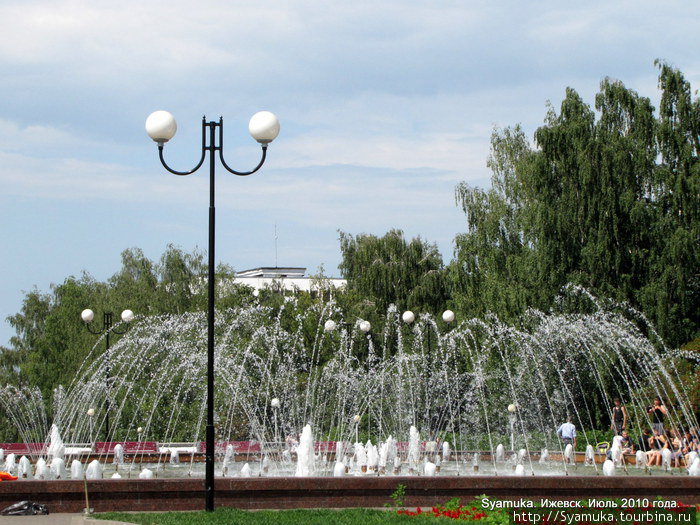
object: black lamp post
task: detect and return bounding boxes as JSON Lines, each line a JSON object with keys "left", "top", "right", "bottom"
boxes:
{"left": 146, "top": 109, "right": 280, "bottom": 512}
{"left": 80, "top": 308, "right": 134, "bottom": 440}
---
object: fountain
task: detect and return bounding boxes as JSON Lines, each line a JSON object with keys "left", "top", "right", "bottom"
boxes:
{"left": 0, "top": 285, "right": 697, "bottom": 513}
{"left": 34, "top": 458, "right": 50, "bottom": 480}
{"left": 47, "top": 425, "right": 65, "bottom": 461}
{"left": 85, "top": 459, "right": 102, "bottom": 480}
{"left": 295, "top": 425, "right": 314, "bottom": 477}
{"left": 3, "top": 453, "right": 15, "bottom": 474}
{"left": 17, "top": 456, "right": 31, "bottom": 479}
{"left": 113, "top": 444, "right": 124, "bottom": 465}
{"left": 70, "top": 459, "right": 83, "bottom": 479}
{"left": 50, "top": 457, "right": 66, "bottom": 479}
{"left": 603, "top": 459, "right": 615, "bottom": 476}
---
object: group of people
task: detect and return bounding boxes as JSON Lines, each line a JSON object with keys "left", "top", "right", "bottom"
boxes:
{"left": 556, "top": 397, "right": 699, "bottom": 468}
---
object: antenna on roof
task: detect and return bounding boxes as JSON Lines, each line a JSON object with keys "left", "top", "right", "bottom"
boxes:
{"left": 274, "top": 223, "right": 278, "bottom": 268}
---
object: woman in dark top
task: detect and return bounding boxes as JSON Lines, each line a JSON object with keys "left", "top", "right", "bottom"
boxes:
{"left": 648, "top": 397, "right": 667, "bottom": 435}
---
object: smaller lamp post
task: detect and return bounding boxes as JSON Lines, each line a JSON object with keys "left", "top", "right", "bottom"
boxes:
{"left": 271, "top": 398, "right": 281, "bottom": 448}
{"left": 81, "top": 309, "right": 134, "bottom": 440}
{"left": 87, "top": 408, "right": 95, "bottom": 450}
{"left": 352, "top": 414, "right": 361, "bottom": 444}
{"left": 507, "top": 404, "right": 517, "bottom": 452}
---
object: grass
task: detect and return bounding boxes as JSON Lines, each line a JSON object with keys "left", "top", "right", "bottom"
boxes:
{"left": 95, "top": 508, "right": 416, "bottom": 525}
{"left": 94, "top": 497, "right": 700, "bottom": 525}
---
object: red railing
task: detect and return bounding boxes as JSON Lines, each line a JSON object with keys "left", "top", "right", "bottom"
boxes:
{"left": 94, "top": 441, "right": 159, "bottom": 454}
{"left": 0, "top": 443, "right": 45, "bottom": 455}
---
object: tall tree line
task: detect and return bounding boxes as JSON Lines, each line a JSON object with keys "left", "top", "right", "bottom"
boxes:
{"left": 451, "top": 61, "right": 699, "bottom": 348}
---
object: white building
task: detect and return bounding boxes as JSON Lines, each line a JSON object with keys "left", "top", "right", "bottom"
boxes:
{"left": 234, "top": 267, "right": 346, "bottom": 294}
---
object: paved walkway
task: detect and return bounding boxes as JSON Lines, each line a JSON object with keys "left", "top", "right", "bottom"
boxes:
{"left": 0, "top": 515, "right": 135, "bottom": 525}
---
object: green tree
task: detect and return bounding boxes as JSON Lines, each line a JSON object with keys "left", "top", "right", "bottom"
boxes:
{"left": 451, "top": 125, "right": 539, "bottom": 321}
{"left": 451, "top": 62, "right": 698, "bottom": 347}
{"left": 1, "top": 245, "right": 245, "bottom": 398}
{"left": 338, "top": 229, "right": 448, "bottom": 315}
{"left": 636, "top": 61, "right": 700, "bottom": 346}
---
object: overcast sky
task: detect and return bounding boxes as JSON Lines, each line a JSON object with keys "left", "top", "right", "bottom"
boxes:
{"left": 1, "top": 0, "right": 699, "bottom": 347}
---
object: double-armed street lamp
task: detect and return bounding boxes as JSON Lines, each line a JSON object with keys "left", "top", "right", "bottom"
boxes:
{"left": 402, "top": 309, "right": 455, "bottom": 437}
{"left": 146, "top": 109, "right": 280, "bottom": 512}
{"left": 323, "top": 319, "right": 372, "bottom": 334}
{"left": 80, "top": 308, "right": 134, "bottom": 440}
{"left": 324, "top": 320, "right": 371, "bottom": 442}
{"left": 324, "top": 318, "right": 372, "bottom": 357}
{"left": 402, "top": 309, "right": 455, "bottom": 353}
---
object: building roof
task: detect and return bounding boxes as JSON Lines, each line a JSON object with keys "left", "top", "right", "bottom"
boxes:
{"left": 234, "top": 267, "right": 346, "bottom": 292}
{"left": 236, "top": 267, "right": 307, "bottom": 278}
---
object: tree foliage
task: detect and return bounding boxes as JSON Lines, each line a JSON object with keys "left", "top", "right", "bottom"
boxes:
{"left": 338, "top": 229, "right": 448, "bottom": 315}
{"left": 1, "top": 245, "right": 241, "bottom": 399}
{"left": 452, "top": 62, "right": 699, "bottom": 347}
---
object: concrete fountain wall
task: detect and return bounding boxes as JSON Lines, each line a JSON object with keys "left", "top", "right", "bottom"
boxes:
{"left": 1, "top": 477, "right": 699, "bottom": 512}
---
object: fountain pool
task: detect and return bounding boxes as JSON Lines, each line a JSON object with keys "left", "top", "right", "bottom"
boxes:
{"left": 0, "top": 287, "right": 698, "bottom": 481}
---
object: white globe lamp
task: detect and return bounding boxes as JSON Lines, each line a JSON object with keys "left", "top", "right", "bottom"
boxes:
{"left": 249, "top": 111, "right": 280, "bottom": 144}
{"left": 145, "top": 111, "right": 177, "bottom": 144}
{"left": 402, "top": 311, "right": 415, "bottom": 324}
{"left": 442, "top": 310, "right": 455, "bottom": 323}
{"left": 121, "top": 309, "right": 134, "bottom": 323}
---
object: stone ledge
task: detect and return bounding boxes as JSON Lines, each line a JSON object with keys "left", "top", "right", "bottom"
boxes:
{"left": 0, "top": 476, "right": 697, "bottom": 513}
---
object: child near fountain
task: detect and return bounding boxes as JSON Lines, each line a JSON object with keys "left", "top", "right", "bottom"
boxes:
{"left": 619, "top": 430, "right": 633, "bottom": 455}
{"left": 668, "top": 429, "right": 684, "bottom": 468}
{"left": 610, "top": 398, "right": 628, "bottom": 435}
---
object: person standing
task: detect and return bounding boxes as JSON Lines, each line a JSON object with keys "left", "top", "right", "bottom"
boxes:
{"left": 557, "top": 416, "right": 577, "bottom": 448}
{"left": 648, "top": 397, "right": 667, "bottom": 435}
{"left": 610, "top": 398, "right": 628, "bottom": 435}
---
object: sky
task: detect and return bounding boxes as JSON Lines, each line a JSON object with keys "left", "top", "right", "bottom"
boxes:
{"left": 1, "top": 0, "right": 699, "bottom": 347}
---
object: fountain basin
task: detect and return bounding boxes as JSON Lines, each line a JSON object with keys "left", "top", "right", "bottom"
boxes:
{"left": 0, "top": 476, "right": 698, "bottom": 513}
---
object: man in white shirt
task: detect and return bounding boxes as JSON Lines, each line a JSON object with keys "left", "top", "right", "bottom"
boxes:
{"left": 557, "top": 416, "right": 577, "bottom": 448}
